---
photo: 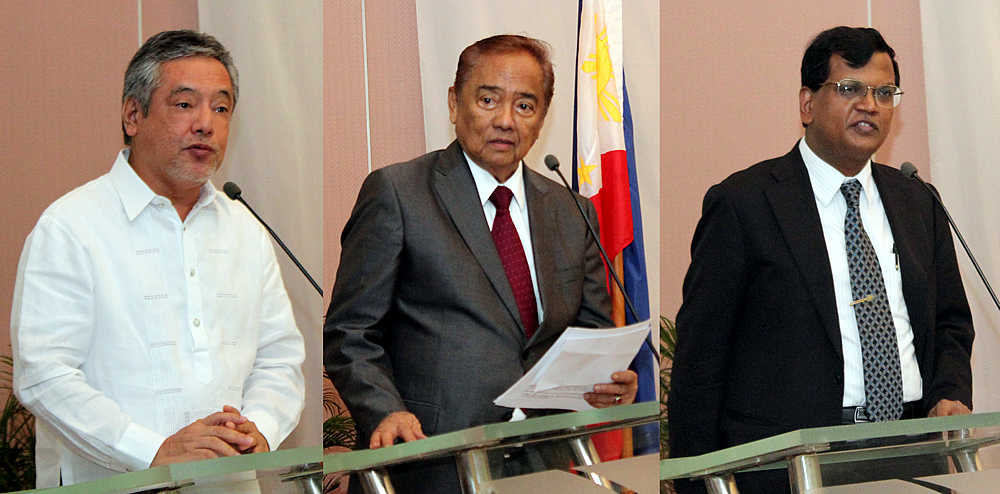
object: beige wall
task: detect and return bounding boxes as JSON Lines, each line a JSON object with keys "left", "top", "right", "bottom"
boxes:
{"left": 323, "top": 0, "right": 369, "bottom": 302}
{"left": 659, "top": 0, "right": 930, "bottom": 320}
{"left": 323, "top": 0, "right": 425, "bottom": 297}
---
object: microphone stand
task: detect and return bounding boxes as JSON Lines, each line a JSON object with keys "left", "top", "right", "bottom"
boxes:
{"left": 224, "top": 182, "right": 323, "bottom": 297}
{"left": 544, "top": 156, "right": 655, "bottom": 355}
{"left": 902, "top": 163, "right": 1000, "bottom": 313}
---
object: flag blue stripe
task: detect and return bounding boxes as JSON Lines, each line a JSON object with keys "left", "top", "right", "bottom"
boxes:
{"left": 622, "top": 75, "right": 659, "bottom": 456}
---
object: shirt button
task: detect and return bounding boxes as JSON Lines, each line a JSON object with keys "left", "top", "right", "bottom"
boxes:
{"left": 193, "top": 318, "right": 201, "bottom": 327}
{"left": 190, "top": 269, "right": 195, "bottom": 277}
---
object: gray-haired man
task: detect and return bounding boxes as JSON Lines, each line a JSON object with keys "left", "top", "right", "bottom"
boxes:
{"left": 11, "top": 30, "right": 305, "bottom": 486}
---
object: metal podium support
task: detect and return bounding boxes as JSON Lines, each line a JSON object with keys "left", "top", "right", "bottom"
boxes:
{"left": 661, "top": 412, "right": 1000, "bottom": 494}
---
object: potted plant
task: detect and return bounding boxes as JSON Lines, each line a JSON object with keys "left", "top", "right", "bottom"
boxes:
{"left": 322, "top": 372, "right": 356, "bottom": 494}
{"left": 0, "top": 354, "right": 35, "bottom": 491}
{"left": 660, "top": 317, "right": 677, "bottom": 494}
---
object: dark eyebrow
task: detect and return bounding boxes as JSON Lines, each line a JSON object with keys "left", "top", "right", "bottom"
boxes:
{"left": 216, "top": 89, "right": 234, "bottom": 105}
{"left": 477, "top": 84, "right": 502, "bottom": 94}
{"left": 168, "top": 86, "right": 197, "bottom": 97}
{"left": 476, "top": 84, "right": 538, "bottom": 102}
{"left": 167, "top": 86, "right": 234, "bottom": 104}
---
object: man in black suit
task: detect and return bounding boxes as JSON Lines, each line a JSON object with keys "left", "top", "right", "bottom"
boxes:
{"left": 325, "top": 35, "right": 638, "bottom": 493}
{"left": 668, "top": 26, "right": 974, "bottom": 493}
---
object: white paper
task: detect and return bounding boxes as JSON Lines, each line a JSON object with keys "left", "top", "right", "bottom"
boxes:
{"left": 494, "top": 320, "right": 652, "bottom": 411}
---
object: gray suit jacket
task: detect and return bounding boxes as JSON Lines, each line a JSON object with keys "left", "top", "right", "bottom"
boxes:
{"left": 325, "top": 140, "right": 612, "bottom": 443}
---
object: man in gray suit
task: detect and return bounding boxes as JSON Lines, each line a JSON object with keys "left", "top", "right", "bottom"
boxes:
{"left": 325, "top": 35, "right": 638, "bottom": 492}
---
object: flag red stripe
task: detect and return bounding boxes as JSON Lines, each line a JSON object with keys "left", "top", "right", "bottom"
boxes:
{"left": 590, "top": 149, "right": 633, "bottom": 258}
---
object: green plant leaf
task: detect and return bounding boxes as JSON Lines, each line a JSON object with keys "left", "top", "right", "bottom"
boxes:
{"left": 0, "top": 353, "right": 36, "bottom": 490}
{"left": 322, "top": 371, "right": 357, "bottom": 451}
{"left": 659, "top": 316, "right": 677, "bottom": 460}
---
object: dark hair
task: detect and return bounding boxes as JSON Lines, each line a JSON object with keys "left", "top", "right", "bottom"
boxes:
{"left": 122, "top": 30, "right": 238, "bottom": 145}
{"left": 454, "top": 35, "right": 555, "bottom": 114}
{"left": 801, "top": 26, "right": 899, "bottom": 91}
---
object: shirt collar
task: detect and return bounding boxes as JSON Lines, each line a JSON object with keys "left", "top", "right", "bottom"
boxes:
{"left": 464, "top": 151, "right": 527, "bottom": 211}
{"left": 110, "top": 149, "right": 223, "bottom": 222}
{"left": 799, "top": 137, "right": 876, "bottom": 208}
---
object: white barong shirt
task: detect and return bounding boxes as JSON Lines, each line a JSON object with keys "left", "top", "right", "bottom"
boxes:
{"left": 10, "top": 150, "right": 306, "bottom": 486}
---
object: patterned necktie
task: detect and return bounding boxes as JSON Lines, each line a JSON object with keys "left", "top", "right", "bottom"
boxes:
{"left": 841, "top": 179, "right": 904, "bottom": 421}
{"left": 489, "top": 186, "right": 538, "bottom": 339}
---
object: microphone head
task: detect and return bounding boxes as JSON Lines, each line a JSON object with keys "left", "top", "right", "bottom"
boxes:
{"left": 544, "top": 154, "right": 560, "bottom": 171}
{"left": 223, "top": 182, "right": 242, "bottom": 200}
{"left": 900, "top": 162, "right": 919, "bottom": 179}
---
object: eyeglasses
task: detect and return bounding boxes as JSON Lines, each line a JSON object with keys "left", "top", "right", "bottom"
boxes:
{"left": 818, "top": 79, "right": 904, "bottom": 108}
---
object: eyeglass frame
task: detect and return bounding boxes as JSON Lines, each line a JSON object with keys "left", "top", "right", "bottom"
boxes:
{"left": 817, "top": 79, "right": 904, "bottom": 108}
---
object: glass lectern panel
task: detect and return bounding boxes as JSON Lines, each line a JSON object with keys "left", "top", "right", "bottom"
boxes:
{"left": 325, "top": 402, "right": 660, "bottom": 494}
{"left": 11, "top": 447, "right": 322, "bottom": 494}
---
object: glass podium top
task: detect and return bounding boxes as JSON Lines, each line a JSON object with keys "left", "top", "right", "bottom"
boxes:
{"left": 325, "top": 401, "right": 659, "bottom": 474}
{"left": 660, "top": 411, "right": 1000, "bottom": 481}
{"left": 12, "top": 446, "right": 322, "bottom": 494}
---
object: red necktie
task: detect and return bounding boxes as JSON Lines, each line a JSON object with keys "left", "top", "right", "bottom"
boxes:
{"left": 489, "top": 186, "right": 538, "bottom": 339}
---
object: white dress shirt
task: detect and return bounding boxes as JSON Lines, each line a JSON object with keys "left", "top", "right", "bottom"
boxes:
{"left": 11, "top": 150, "right": 306, "bottom": 486}
{"left": 465, "top": 153, "right": 544, "bottom": 323}
{"left": 799, "top": 138, "right": 922, "bottom": 407}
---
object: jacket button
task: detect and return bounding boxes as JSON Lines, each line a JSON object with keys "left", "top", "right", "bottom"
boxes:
{"left": 834, "top": 373, "right": 843, "bottom": 384}
{"left": 521, "top": 350, "right": 530, "bottom": 360}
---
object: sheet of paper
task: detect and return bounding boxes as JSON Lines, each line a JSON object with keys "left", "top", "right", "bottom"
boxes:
{"left": 494, "top": 319, "right": 652, "bottom": 411}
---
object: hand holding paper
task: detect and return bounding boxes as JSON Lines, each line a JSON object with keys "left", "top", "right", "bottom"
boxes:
{"left": 494, "top": 320, "right": 651, "bottom": 411}
{"left": 585, "top": 370, "right": 638, "bottom": 408}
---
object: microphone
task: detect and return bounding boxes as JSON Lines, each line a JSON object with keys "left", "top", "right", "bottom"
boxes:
{"left": 223, "top": 182, "right": 323, "bottom": 296}
{"left": 544, "top": 155, "right": 654, "bottom": 353}
{"left": 899, "top": 162, "right": 1000, "bottom": 312}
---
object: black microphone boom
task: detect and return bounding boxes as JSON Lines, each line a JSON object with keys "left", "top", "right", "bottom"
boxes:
{"left": 544, "top": 155, "right": 655, "bottom": 354}
{"left": 900, "top": 162, "right": 1000, "bottom": 313}
{"left": 223, "top": 182, "right": 323, "bottom": 297}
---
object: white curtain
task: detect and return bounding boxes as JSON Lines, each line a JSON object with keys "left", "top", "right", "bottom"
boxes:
{"left": 199, "top": 0, "right": 324, "bottom": 450}
{"left": 921, "top": 1, "right": 1000, "bottom": 414}
{"left": 412, "top": 0, "right": 660, "bottom": 318}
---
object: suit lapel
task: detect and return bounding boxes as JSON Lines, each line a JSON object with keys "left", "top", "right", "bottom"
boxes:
{"left": 524, "top": 168, "right": 556, "bottom": 345}
{"left": 764, "top": 146, "right": 844, "bottom": 357}
{"left": 873, "top": 165, "right": 911, "bottom": 264}
{"left": 872, "top": 164, "right": 928, "bottom": 345}
{"left": 431, "top": 142, "right": 526, "bottom": 335}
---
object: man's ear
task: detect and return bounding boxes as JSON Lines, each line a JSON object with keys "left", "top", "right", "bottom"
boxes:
{"left": 799, "top": 86, "right": 814, "bottom": 127}
{"left": 122, "top": 97, "right": 142, "bottom": 139}
{"left": 447, "top": 86, "right": 458, "bottom": 124}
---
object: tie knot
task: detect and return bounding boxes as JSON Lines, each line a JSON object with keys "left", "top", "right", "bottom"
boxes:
{"left": 840, "top": 179, "right": 862, "bottom": 208}
{"left": 489, "top": 186, "right": 514, "bottom": 210}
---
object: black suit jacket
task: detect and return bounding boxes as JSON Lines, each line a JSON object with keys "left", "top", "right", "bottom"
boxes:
{"left": 668, "top": 144, "right": 974, "bottom": 462}
{"left": 325, "top": 141, "right": 612, "bottom": 492}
